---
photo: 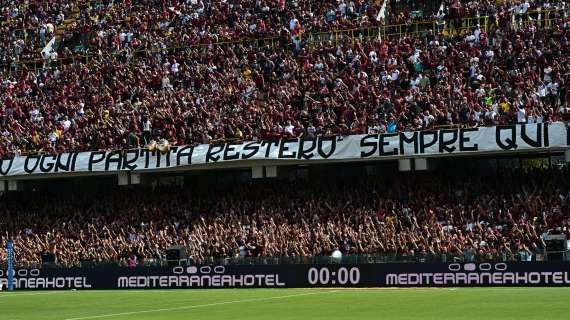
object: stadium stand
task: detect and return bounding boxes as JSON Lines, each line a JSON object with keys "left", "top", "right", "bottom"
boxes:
{"left": 1, "top": 1, "right": 564, "bottom": 65}
{"left": 0, "top": 0, "right": 568, "bottom": 271}
{"left": 0, "top": 167, "right": 568, "bottom": 267}
{"left": 0, "top": 2, "right": 568, "bottom": 157}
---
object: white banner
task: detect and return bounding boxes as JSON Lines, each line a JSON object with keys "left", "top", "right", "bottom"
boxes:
{"left": 0, "top": 123, "right": 568, "bottom": 177}
{"left": 41, "top": 36, "right": 56, "bottom": 60}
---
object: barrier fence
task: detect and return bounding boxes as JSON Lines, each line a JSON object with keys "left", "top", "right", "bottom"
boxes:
{"left": 5, "top": 246, "right": 568, "bottom": 270}
{"left": 1, "top": 262, "right": 570, "bottom": 290}
{"left": 2, "top": 8, "right": 567, "bottom": 75}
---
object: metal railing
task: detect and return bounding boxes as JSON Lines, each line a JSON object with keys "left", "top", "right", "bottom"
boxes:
{"left": 6, "top": 249, "right": 566, "bottom": 269}
{"left": 307, "top": 8, "right": 566, "bottom": 46}
{"left": 1, "top": 8, "right": 566, "bottom": 75}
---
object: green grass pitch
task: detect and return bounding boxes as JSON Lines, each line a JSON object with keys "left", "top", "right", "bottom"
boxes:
{"left": 1, "top": 288, "right": 569, "bottom": 320}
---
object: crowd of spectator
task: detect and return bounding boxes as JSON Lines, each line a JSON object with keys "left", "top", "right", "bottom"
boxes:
{"left": 66, "top": 0, "right": 384, "bottom": 53}
{"left": 0, "top": 1, "right": 89, "bottom": 64}
{"left": 0, "top": 1, "right": 568, "bottom": 158}
{"left": 0, "top": 167, "right": 568, "bottom": 267}
{"left": 2, "top": 1, "right": 566, "bottom": 64}
{"left": 392, "top": 0, "right": 566, "bottom": 25}
{"left": 2, "top": 0, "right": 385, "bottom": 64}
{"left": 1, "top": 13, "right": 568, "bottom": 157}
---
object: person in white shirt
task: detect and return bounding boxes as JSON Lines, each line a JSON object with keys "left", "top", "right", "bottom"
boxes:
{"left": 306, "top": 124, "right": 316, "bottom": 137}
{"left": 423, "top": 111, "right": 435, "bottom": 127}
{"left": 30, "top": 108, "right": 40, "bottom": 122}
{"left": 485, "top": 109, "right": 497, "bottom": 121}
{"left": 62, "top": 116, "right": 71, "bottom": 130}
{"left": 517, "top": 106, "right": 526, "bottom": 123}
{"left": 56, "top": 12, "right": 65, "bottom": 25}
{"left": 435, "top": 10, "right": 445, "bottom": 33}
{"left": 77, "top": 103, "right": 85, "bottom": 117}
{"left": 314, "top": 60, "right": 324, "bottom": 71}
{"left": 485, "top": 49, "right": 494, "bottom": 62}
{"left": 520, "top": 1, "right": 530, "bottom": 14}
{"left": 338, "top": 1, "right": 347, "bottom": 17}
{"left": 119, "top": 32, "right": 126, "bottom": 45}
{"left": 543, "top": 67, "right": 552, "bottom": 82}
{"left": 391, "top": 69, "right": 400, "bottom": 81}
{"left": 410, "top": 74, "right": 421, "bottom": 90}
{"left": 289, "top": 18, "right": 299, "bottom": 31}
{"left": 161, "top": 76, "right": 172, "bottom": 90}
{"left": 46, "top": 23, "right": 54, "bottom": 34}
{"left": 537, "top": 82, "right": 547, "bottom": 98}
{"left": 474, "top": 26, "right": 481, "bottom": 42}
{"left": 142, "top": 117, "right": 151, "bottom": 144}
{"left": 527, "top": 111, "right": 536, "bottom": 124}
{"left": 171, "top": 60, "right": 180, "bottom": 74}
{"left": 547, "top": 82, "right": 559, "bottom": 96}
{"left": 284, "top": 121, "right": 295, "bottom": 136}
{"left": 49, "top": 131, "right": 58, "bottom": 144}
{"left": 368, "top": 50, "right": 378, "bottom": 64}
{"left": 465, "top": 34, "right": 476, "bottom": 43}
{"left": 368, "top": 124, "right": 379, "bottom": 134}
{"left": 404, "top": 92, "right": 414, "bottom": 103}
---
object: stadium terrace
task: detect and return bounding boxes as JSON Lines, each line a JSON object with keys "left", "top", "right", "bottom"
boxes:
{"left": 0, "top": 3, "right": 570, "bottom": 320}
{"left": 0, "top": 1, "right": 568, "bottom": 157}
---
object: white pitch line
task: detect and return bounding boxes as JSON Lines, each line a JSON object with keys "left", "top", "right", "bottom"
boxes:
{"left": 63, "top": 290, "right": 339, "bottom": 320}
{"left": 0, "top": 291, "right": 69, "bottom": 298}
{"left": 0, "top": 290, "right": 171, "bottom": 299}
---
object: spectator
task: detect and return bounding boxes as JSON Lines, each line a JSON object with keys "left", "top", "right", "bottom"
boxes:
{"left": 127, "top": 253, "right": 138, "bottom": 267}
{"left": 0, "top": 1, "right": 567, "bottom": 158}
{"left": 0, "top": 167, "right": 568, "bottom": 266}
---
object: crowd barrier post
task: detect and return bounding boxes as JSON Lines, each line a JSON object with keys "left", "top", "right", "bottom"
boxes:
{"left": 6, "top": 240, "right": 14, "bottom": 291}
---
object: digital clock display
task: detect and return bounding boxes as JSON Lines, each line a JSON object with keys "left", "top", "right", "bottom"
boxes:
{"left": 307, "top": 267, "right": 361, "bottom": 286}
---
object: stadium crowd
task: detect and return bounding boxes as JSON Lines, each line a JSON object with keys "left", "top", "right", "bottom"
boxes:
{"left": 0, "top": 168, "right": 568, "bottom": 266}
{"left": 1, "top": 0, "right": 88, "bottom": 64}
{"left": 392, "top": 0, "right": 566, "bottom": 23}
{"left": 2, "top": 0, "right": 384, "bottom": 64}
{"left": 1, "top": 0, "right": 566, "bottom": 65}
{"left": 1, "top": 8, "right": 569, "bottom": 157}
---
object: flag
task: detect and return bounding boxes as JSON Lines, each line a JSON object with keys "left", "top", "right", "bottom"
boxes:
{"left": 41, "top": 36, "right": 56, "bottom": 60}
